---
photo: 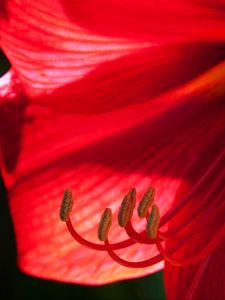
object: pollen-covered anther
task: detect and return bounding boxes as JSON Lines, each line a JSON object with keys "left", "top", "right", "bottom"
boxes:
{"left": 138, "top": 187, "right": 155, "bottom": 218}
{"left": 98, "top": 208, "right": 113, "bottom": 242}
{"left": 129, "top": 188, "right": 136, "bottom": 210}
{"left": 59, "top": 188, "right": 74, "bottom": 222}
{"left": 118, "top": 191, "right": 135, "bottom": 227}
{"left": 146, "top": 204, "right": 160, "bottom": 239}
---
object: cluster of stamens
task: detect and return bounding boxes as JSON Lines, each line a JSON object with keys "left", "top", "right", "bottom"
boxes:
{"left": 59, "top": 186, "right": 218, "bottom": 268}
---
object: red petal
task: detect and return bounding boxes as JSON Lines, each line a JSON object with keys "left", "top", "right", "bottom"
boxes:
{"left": 164, "top": 237, "right": 225, "bottom": 299}
{"left": 1, "top": 60, "right": 225, "bottom": 284}
{"left": 1, "top": 1, "right": 225, "bottom": 113}
{"left": 163, "top": 140, "right": 225, "bottom": 298}
{"left": 0, "top": 0, "right": 149, "bottom": 107}
{"left": 61, "top": 0, "right": 225, "bottom": 41}
{"left": 1, "top": 0, "right": 225, "bottom": 286}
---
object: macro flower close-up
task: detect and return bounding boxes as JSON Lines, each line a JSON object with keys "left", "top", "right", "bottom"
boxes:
{"left": 0, "top": 1, "right": 225, "bottom": 299}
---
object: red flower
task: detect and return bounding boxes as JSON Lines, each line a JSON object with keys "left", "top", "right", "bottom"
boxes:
{"left": 0, "top": 0, "right": 225, "bottom": 298}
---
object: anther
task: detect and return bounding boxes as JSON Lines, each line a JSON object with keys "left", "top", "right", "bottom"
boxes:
{"left": 98, "top": 208, "right": 112, "bottom": 241}
{"left": 138, "top": 187, "right": 155, "bottom": 218}
{"left": 59, "top": 189, "right": 74, "bottom": 222}
{"left": 118, "top": 191, "right": 135, "bottom": 227}
{"left": 130, "top": 188, "right": 136, "bottom": 210}
{"left": 146, "top": 204, "right": 160, "bottom": 239}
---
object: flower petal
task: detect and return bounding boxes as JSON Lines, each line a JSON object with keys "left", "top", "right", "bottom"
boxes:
{"left": 0, "top": 0, "right": 150, "bottom": 107}
{"left": 1, "top": 1, "right": 225, "bottom": 113}
{"left": 163, "top": 139, "right": 225, "bottom": 299}
{"left": 164, "top": 237, "right": 225, "bottom": 299}
{"left": 61, "top": 0, "right": 225, "bottom": 41}
{"left": 1, "top": 60, "right": 225, "bottom": 284}
{"left": 1, "top": 0, "right": 225, "bottom": 286}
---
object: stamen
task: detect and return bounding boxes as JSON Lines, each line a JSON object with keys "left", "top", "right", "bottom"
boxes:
{"left": 138, "top": 187, "right": 155, "bottom": 218}
{"left": 61, "top": 190, "right": 137, "bottom": 251}
{"left": 60, "top": 175, "right": 224, "bottom": 271}
{"left": 146, "top": 204, "right": 160, "bottom": 239}
{"left": 59, "top": 189, "right": 74, "bottom": 222}
{"left": 98, "top": 208, "right": 112, "bottom": 242}
{"left": 118, "top": 190, "right": 135, "bottom": 227}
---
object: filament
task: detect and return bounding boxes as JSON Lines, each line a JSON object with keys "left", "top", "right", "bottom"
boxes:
{"left": 125, "top": 221, "right": 157, "bottom": 244}
{"left": 104, "top": 239, "right": 163, "bottom": 268}
{"left": 66, "top": 219, "right": 135, "bottom": 251}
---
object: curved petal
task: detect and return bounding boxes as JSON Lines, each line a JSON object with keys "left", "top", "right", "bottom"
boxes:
{"left": 2, "top": 0, "right": 225, "bottom": 44}
{"left": 1, "top": 60, "right": 225, "bottom": 284}
{"left": 61, "top": 0, "right": 225, "bottom": 41}
{"left": 0, "top": 0, "right": 150, "bottom": 107}
{"left": 164, "top": 235, "right": 225, "bottom": 299}
{"left": 163, "top": 139, "right": 225, "bottom": 299}
{"left": 1, "top": 1, "right": 225, "bottom": 114}
{"left": 1, "top": 0, "right": 225, "bottom": 287}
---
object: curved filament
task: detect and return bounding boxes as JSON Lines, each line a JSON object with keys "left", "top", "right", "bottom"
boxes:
{"left": 104, "top": 239, "right": 163, "bottom": 268}
{"left": 125, "top": 221, "right": 157, "bottom": 244}
{"left": 66, "top": 219, "right": 135, "bottom": 251}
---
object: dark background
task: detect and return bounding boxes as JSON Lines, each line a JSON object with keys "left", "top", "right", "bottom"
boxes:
{"left": 0, "top": 49, "right": 165, "bottom": 300}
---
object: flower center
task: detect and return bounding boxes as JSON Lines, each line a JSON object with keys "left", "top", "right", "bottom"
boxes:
{"left": 60, "top": 146, "right": 225, "bottom": 269}
{"left": 59, "top": 184, "right": 217, "bottom": 269}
